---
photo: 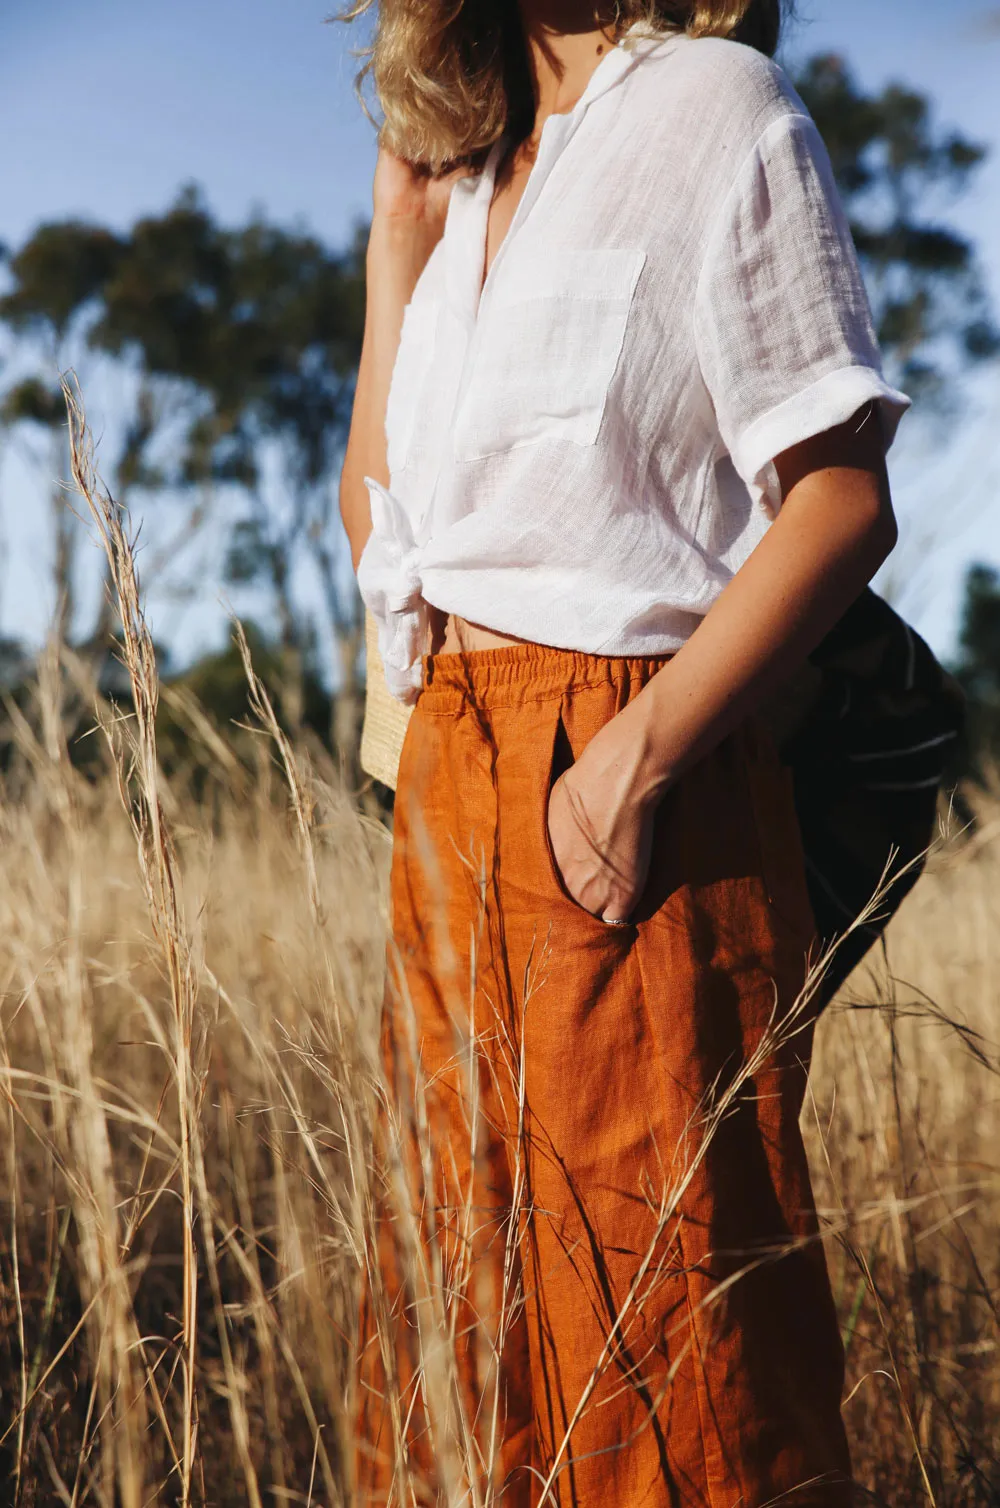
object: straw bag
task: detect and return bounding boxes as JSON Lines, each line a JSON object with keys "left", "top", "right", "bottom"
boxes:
{"left": 360, "top": 607, "right": 414, "bottom": 792}
{"left": 359, "top": 594, "right": 965, "bottom": 1007}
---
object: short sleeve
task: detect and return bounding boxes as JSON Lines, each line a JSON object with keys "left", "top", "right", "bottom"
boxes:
{"left": 693, "top": 110, "right": 911, "bottom": 515}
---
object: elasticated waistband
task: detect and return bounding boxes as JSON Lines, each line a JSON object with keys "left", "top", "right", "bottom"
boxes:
{"left": 416, "top": 641, "right": 676, "bottom": 713}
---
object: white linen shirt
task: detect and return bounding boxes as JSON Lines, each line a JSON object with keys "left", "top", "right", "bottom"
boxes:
{"left": 357, "top": 29, "right": 911, "bottom": 705}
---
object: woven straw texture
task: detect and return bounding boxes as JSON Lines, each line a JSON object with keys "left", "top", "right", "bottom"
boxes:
{"left": 359, "top": 607, "right": 413, "bottom": 792}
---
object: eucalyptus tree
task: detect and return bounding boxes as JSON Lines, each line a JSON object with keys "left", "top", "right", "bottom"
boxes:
{"left": 794, "top": 52, "right": 998, "bottom": 397}
{"left": 0, "top": 189, "right": 366, "bottom": 749}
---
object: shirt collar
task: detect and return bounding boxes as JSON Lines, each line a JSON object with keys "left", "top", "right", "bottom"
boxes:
{"left": 589, "top": 24, "right": 686, "bottom": 105}
{"left": 441, "top": 28, "right": 683, "bottom": 321}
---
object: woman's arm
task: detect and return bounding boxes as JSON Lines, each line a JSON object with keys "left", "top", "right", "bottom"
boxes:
{"left": 626, "top": 398, "right": 896, "bottom": 801}
{"left": 339, "top": 151, "right": 464, "bottom": 571}
{"left": 546, "top": 400, "right": 898, "bottom": 923}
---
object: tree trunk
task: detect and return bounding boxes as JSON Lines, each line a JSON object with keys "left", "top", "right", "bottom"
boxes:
{"left": 51, "top": 428, "right": 76, "bottom": 648}
{"left": 267, "top": 538, "right": 305, "bottom": 733}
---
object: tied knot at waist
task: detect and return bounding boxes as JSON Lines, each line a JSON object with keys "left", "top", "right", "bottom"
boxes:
{"left": 357, "top": 478, "right": 429, "bottom": 705}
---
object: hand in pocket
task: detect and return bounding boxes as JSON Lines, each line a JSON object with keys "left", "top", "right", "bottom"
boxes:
{"left": 545, "top": 727, "right": 659, "bottom": 925}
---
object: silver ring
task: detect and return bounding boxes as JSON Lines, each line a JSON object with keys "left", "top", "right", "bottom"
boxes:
{"left": 603, "top": 917, "right": 630, "bottom": 928}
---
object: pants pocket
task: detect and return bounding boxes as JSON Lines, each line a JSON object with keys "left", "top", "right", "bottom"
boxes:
{"left": 534, "top": 696, "right": 635, "bottom": 933}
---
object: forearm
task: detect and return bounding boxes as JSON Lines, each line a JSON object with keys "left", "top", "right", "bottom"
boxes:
{"left": 618, "top": 448, "right": 898, "bottom": 806}
{"left": 339, "top": 219, "right": 440, "bottom": 572}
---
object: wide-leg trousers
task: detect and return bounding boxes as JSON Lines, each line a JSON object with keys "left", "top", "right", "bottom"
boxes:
{"left": 355, "top": 640, "right": 852, "bottom": 1507}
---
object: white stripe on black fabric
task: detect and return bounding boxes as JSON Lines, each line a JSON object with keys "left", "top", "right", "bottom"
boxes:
{"left": 902, "top": 622, "right": 917, "bottom": 693}
{"left": 860, "top": 774, "right": 944, "bottom": 791}
{"left": 847, "top": 730, "right": 959, "bottom": 763}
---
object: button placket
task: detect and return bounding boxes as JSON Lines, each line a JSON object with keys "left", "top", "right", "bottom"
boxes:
{"left": 414, "top": 156, "right": 502, "bottom": 540}
{"left": 433, "top": 35, "right": 643, "bottom": 493}
{"left": 413, "top": 40, "right": 638, "bottom": 532}
{"left": 449, "top": 114, "right": 583, "bottom": 461}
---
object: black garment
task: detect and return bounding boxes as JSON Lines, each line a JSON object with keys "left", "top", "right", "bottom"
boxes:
{"left": 764, "top": 588, "right": 966, "bottom": 1008}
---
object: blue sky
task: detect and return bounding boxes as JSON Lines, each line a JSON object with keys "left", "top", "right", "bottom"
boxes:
{"left": 2, "top": 0, "right": 1000, "bottom": 665}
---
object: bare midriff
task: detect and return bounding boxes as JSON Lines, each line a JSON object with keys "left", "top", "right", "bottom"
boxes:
{"left": 424, "top": 603, "right": 536, "bottom": 656}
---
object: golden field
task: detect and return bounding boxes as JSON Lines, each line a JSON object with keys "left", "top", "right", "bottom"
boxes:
{"left": 0, "top": 399, "right": 997, "bottom": 1505}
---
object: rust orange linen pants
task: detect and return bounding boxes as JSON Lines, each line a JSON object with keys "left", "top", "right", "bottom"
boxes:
{"left": 356, "top": 641, "right": 851, "bottom": 1508}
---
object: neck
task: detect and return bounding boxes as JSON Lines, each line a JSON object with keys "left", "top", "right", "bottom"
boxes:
{"left": 517, "top": 1, "right": 621, "bottom": 126}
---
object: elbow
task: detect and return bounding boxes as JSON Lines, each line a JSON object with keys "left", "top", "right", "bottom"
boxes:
{"left": 337, "top": 454, "right": 354, "bottom": 534}
{"left": 338, "top": 461, "right": 369, "bottom": 575}
{"left": 337, "top": 492, "right": 358, "bottom": 576}
{"left": 855, "top": 511, "right": 897, "bottom": 592}
{"left": 856, "top": 457, "right": 898, "bottom": 579}
{"left": 870, "top": 501, "right": 898, "bottom": 572}
{"left": 869, "top": 470, "right": 899, "bottom": 572}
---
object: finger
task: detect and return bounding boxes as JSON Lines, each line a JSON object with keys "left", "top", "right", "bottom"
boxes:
{"left": 560, "top": 780, "right": 634, "bottom": 889}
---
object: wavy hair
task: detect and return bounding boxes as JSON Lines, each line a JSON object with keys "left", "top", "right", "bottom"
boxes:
{"left": 340, "top": 1, "right": 789, "bottom": 171}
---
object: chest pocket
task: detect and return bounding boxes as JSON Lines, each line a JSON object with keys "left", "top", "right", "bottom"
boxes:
{"left": 385, "top": 298, "right": 439, "bottom": 477}
{"left": 453, "top": 247, "right": 647, "bottom": 463}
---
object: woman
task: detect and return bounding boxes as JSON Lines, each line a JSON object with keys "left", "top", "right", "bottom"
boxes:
{"left": 340, "top": 0, "right": 909, "bottom": 1502}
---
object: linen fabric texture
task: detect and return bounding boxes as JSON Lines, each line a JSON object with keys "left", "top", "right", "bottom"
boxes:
{"left": 355, "top": 642, "right": 851, "bottom": 1505}
{"left": 356, "top": 29, "right": 911, "bottom": 705}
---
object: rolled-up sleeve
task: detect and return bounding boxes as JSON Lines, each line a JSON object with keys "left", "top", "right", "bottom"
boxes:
{"left": 693, "top": 110, "right": 911, "bottom": 514}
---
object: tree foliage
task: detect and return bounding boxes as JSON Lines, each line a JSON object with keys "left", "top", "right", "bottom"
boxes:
{"left": 0, "top": 186, "right": 367, "bottom": 749}
{"left": 952, "top": 564, "right": 1000, "bottom": 777}
{"left": 1, "top": 223, "right": 124, "bottom": 340}
{"left": 793, "top": 54, "right": 998, "bottom": 398}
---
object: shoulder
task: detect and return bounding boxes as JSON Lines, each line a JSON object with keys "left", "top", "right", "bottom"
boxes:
{"left": 628, "top": 33, "right": 811, "bottom": 158}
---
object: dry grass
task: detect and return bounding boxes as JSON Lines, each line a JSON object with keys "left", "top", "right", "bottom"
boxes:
{"left": 808, "top": 809, "right": 1000, "bottom": 1504}
{"left": 0, "top": 384, "right": 997, "bottom": 1504}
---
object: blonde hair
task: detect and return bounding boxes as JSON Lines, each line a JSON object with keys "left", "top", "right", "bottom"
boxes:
{"left": 340, "top": 1, "right": 787, "bottom": 172}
